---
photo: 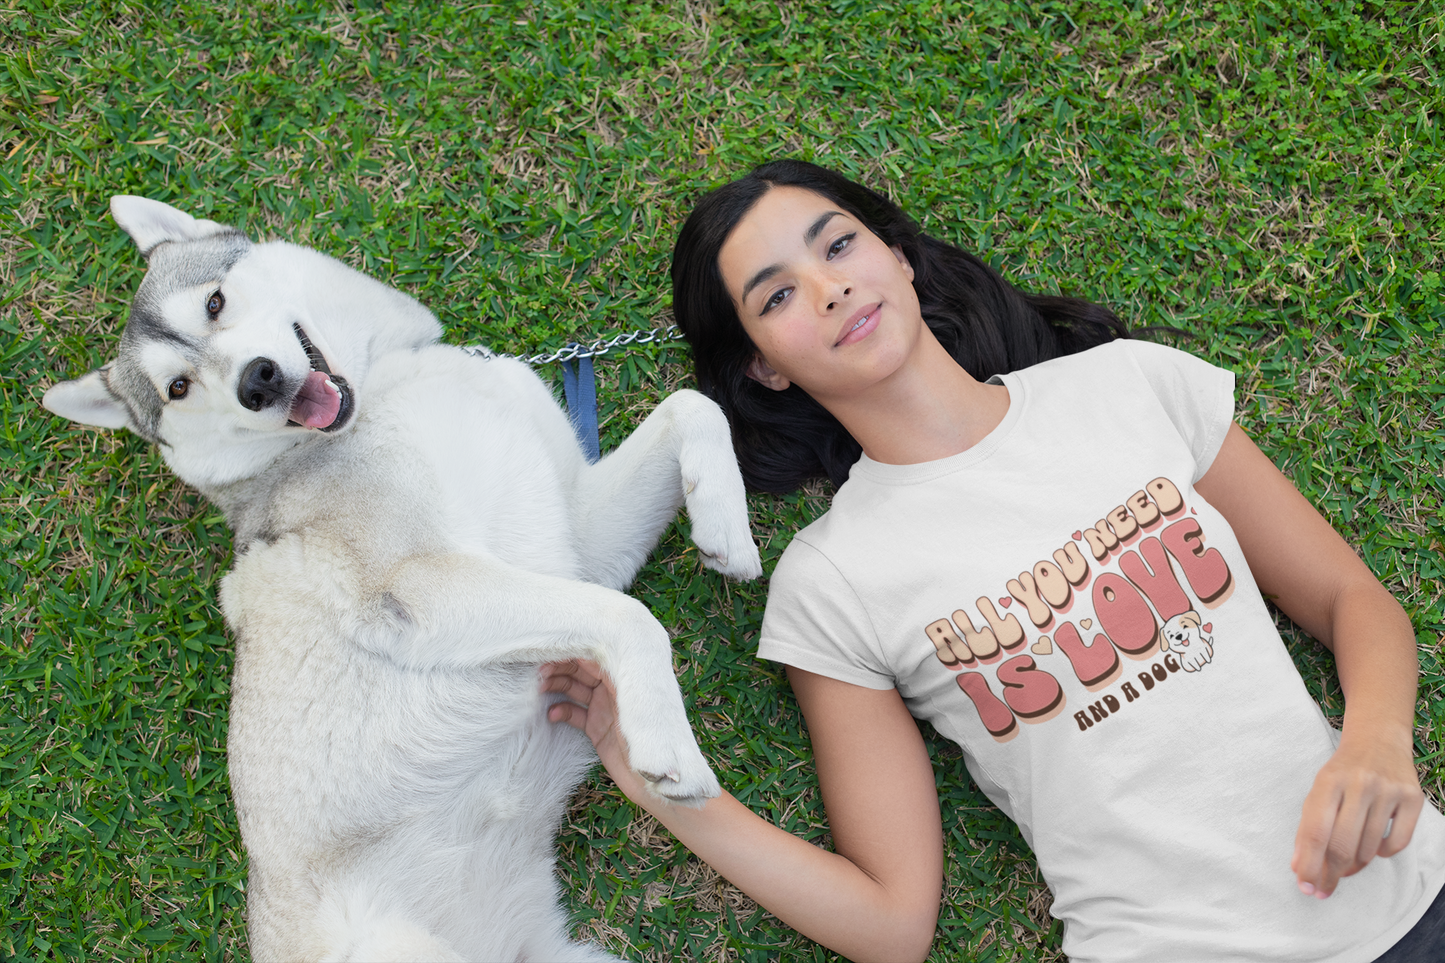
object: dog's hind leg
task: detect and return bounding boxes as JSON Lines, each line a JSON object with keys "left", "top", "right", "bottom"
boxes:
{"left": 569, "top": 389, "right": 760, "bottom": 589}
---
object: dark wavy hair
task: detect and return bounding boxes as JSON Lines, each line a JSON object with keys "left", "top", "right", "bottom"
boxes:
{"left": 671, "top": 159, "right": 1131, "bottom": 493}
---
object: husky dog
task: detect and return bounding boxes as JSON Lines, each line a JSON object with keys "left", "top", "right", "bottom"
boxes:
{"left": 42, "top": 197, "right": 762, "bottom": 962}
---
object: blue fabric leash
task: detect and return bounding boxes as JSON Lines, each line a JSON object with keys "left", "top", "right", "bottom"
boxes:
{"left": 560, "top": 348, "right": 600, "bottom": 463}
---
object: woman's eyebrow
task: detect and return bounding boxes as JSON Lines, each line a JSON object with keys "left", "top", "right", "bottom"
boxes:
{"left": 740, "top": 211, "right": 846, "bottom": 303}
{"left": 742, "top": 265, "right": 781, "bottom": 303}
{"left": 803, "top": 211, "right": 842, "bottom": 244}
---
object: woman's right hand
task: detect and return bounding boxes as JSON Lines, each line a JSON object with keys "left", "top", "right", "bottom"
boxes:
{"left": 540, "top": 658, "right": 649, "bottom": 802}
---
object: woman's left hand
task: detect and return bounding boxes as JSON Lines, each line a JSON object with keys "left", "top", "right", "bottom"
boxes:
{"left": 1291, "top": 727, "right": 1424, "bottom": 898}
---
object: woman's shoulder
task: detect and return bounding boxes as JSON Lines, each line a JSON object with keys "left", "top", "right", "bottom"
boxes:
{"left": 769, "top": 498, "right": 880, "bottom": 588}
{"left": 1010, "top": 337, "right": 1233, "bottom": 402}
{"left": 774, "top": 512, "right": 841, "bottom": 575}
{"left": 1015, "top": 336, "right": 1213, "bottom": 378}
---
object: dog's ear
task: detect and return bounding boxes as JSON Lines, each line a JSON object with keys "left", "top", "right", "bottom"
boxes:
{"left": 42, "top": 367, "right": 133, "bottom": 430}
{"left": 109, "top": 196, "right": 234, "bottom": 258}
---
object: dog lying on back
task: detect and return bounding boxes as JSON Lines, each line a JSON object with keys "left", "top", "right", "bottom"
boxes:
{"left": 43, "top": 197, "right": 761, "bottom": 961}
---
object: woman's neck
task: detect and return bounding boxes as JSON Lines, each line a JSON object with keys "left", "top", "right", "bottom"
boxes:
{"left": 824, "top": 330, "right": 1011, "bottom": 467}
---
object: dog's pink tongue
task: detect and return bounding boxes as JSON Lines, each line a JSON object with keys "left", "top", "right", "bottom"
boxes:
{"left": 290, "top": 371, "right": 341, "bottom": 428}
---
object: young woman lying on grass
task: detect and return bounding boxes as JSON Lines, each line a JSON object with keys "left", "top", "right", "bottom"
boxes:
{"left": 542, "top": 160, "right": 1445, "bottom": 962}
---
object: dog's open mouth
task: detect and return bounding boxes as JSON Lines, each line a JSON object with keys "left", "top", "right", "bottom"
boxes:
{"left": 287, "top": 323, "right": 354, "bottom": 432}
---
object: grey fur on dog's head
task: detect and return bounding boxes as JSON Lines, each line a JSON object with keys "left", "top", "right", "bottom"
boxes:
{"left": 43, "top": 196, "right": 444, "bottom": 492}
{"left": 45, "top": 198, "right": 252, "bottom": 445}
{"left": 111, "top": 232, "right": 253, "bottom": 442}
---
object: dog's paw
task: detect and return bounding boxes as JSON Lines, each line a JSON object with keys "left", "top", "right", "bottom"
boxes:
{"left": 628, "top": 738, "right": 721, "bottom": 808}
{"left": 682, "top": 471, "right": 762, "bottom": 581}
{"left": 690, "top": 515, "right": 763, "bottom": 581}
{"left": 670, "top": 394, "right": 763, "bottom": 582}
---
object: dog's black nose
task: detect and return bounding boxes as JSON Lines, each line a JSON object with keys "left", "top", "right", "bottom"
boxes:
{"left": 238, "top": 357, "right": 285, "bottom": 411}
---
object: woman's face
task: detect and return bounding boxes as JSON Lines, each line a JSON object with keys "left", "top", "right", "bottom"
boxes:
{"left": 717, "top": 185, "right": 923, "bottom": 406}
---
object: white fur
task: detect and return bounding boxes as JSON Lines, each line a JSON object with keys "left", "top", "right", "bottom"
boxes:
{"left": 109, "top": 194, "right": 233, "bottom": 255}
{"left": 43, "top": 198, "right": 762, "bottom": 961}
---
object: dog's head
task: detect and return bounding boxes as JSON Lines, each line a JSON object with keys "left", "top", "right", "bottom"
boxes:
{"left": 1162, "top": 610, "right": 1203, "bottom": 650}
{"left": 43, "top": 196, "right": 441, "bottom": 491}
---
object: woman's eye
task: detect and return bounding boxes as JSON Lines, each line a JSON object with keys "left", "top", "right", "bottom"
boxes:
{"left": 206, "top": 290, "right": 225, "bottom": 317}
{"left": 827, "top": 233, "right": 856, "bottom": 259}
{"left": 761, "top": 287, "right": 791, "bottom": 314}
{"left": 168, "top": 378, "right": 190, "bottom": 400}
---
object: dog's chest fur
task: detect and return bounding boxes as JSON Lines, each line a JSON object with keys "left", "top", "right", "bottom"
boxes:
{"left": 216, "top": 347, "right": 598, "bottom": 953}
{"left": 223, "top": 346, "right": 584, "bottom": 577}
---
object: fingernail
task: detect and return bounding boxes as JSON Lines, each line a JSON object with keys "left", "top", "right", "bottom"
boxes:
{"left": 1298, "top": 882, "right": 1315, "bottom": 896}
{"left": 1315, "top": 889, "right": 1330, "bottom": 900}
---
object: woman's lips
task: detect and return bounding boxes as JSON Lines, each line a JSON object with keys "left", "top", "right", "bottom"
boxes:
{"left": 835, "top": 303, "right": 882, "bottom": 346}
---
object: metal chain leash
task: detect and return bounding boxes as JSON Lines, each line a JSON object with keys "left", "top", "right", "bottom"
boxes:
{"left": 458, "top": 324, "right": 684, "bottom": 464}
{"left": 459, "top": 325, "right": 682, "bottom": 365}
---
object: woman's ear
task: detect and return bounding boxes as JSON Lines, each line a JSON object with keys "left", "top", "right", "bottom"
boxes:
{"left": 745, "top": 355, "right": 791, "bottom": 391}
{"left": 891, "top": 244, "right": 915, "bottom": 282}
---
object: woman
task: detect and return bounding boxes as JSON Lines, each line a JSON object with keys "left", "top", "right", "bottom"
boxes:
{"left": 542, "top": 160, "right": 1444, "bottom": 962}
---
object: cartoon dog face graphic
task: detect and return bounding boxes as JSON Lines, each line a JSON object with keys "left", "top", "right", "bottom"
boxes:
{"left": 1161, "top": 610, "right": 1215, "bottom": 672}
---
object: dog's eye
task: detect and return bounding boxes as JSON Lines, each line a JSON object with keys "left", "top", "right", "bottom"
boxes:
{"left": 168, "top": 378, "right": 190, "bottom": 400}
{"left": 207, "top": 290, "right": 225, "bottom": 318}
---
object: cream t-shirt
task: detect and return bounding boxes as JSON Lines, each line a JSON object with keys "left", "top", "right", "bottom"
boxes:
{"left": 759, "top": 340, "right": 1445, "bottom": 962}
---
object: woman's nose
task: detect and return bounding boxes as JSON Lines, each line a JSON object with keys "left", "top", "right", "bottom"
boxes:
{"left": 823, "top": 283, "right": 852, "bottom": 311}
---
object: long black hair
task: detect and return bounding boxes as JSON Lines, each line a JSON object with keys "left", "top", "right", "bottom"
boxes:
{"left": 672, "top": 159, "right": 1130, "bottom": 493}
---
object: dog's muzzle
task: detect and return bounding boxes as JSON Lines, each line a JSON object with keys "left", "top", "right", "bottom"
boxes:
{"left": 236, "top": 324, "right": 354, "bottom": 432}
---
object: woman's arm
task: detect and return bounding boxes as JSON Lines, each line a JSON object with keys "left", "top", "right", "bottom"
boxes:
{"left": 1194, "top": 423, "right": 1425, "bottom": 898}
{"left": 541, "top": 659, "right": 944, "bottom": 962}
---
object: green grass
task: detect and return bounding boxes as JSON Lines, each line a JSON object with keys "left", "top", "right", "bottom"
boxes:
{"left": 3, "top": 0, "right": 1444, "bottom": 959}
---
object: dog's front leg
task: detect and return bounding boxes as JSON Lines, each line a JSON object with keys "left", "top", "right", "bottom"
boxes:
{"left": 357, "top": 552, "right": 720, "bottom": 804}
{"left": 570, "top": 389, "right": 761, "bottom": 589}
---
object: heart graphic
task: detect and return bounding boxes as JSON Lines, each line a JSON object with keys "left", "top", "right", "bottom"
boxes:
{"left": 1202, "top": 622, "right": 1213, "bottom": 634}
{"left": 1191, "top": 507, "right": 1197, "bottom": 514}
{"left": 1072, "top": 530, "right": 1083, "bottom": 541}
{"left": 1031, "top": 637, "right": 1053, "bottom": 656}
{"left": 999, "top": 597, "right": 1012, "bottom": 607}
{"left": 1080, "top": 618, "right": 1093, "bottom": 630}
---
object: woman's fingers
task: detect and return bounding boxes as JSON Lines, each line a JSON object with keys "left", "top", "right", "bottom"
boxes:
{"left": 1293, "top": 748, "right": 1425, "bottom": 897}
{"left": 543, "top": 673, "right": 600, "bottom": 707}
{"left": 547, "top": 699, "right": 588, "bottom": 728}
{"left": 539, "top": 660, "right": 635, "bottom": 776}
{"left": 1353, "top": 794, "right": 1396, "bottom": 869}
{"left": 1377, "top": 793, "right": 1424, "bottom": 859}
{"left": 540, "top": 658, "right": 603, "bottom": 689}
{"left": 1293, "top": 778, "right": 1347, "bottom": 896}
{"left": 540, "top": 660, "right": 608, "bottom": 731}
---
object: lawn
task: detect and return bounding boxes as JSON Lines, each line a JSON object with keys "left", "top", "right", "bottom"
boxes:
{"left": 3, "top": 0, "right": 1443, "bottom": 960}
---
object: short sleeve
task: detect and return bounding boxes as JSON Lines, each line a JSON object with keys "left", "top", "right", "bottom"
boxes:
{"left": 1120, "top": 340, "right": 1235, "bottom": 481}
{"left": 756, "top": 536, "right": 895, "bottom": 690}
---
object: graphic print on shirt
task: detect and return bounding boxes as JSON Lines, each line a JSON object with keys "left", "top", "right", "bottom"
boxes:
{"left": 1159, "top": 610, "right": 1215, "bottom": 672}
{"left": 922, "top": 476, "right": 1233, "bottom": 742}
